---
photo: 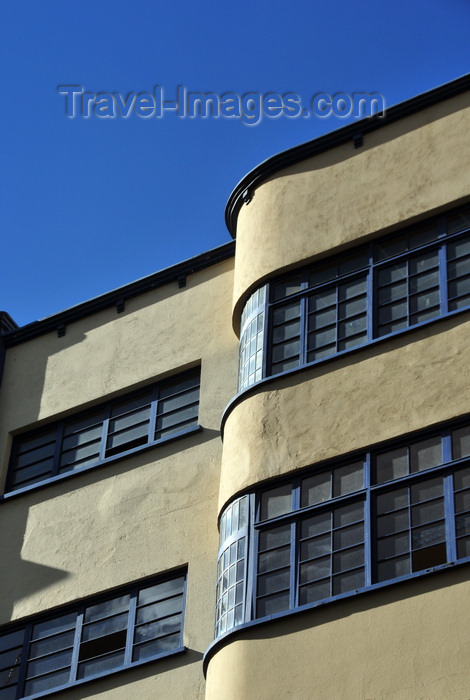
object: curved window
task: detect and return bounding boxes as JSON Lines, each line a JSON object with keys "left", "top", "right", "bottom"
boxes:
{"left": 237, "top": 206, "right": 470, "bottom": 390}
{"left": 215, "top": 496, "right": 249, "bottom": 636}
{"left": 214, "top": 419, "right": 470, "bottom": 638}
{"left": 238, "top": 286, "right": 267, "bottom": 390}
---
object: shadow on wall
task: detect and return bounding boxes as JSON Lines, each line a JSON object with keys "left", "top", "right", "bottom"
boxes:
{"left": 0, "top": 498, "right": 69, "bottom": 622}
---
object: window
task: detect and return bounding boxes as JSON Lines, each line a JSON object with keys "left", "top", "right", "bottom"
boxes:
{"left": 215, "top": 419, "right": 470, "bottom": 636}
{"left": 238, "top": 206, "right": 470, "bottom": 390}
{"left": 0, "top": 572, "right": 186, "bottom": 700}
{"left": 6, "top": 369, "right": 200, "bottom": 494}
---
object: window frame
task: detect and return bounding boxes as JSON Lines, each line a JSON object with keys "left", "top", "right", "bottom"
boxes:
{"left": 237, "top": 206, "right": 470, "bottom": 390}
{"left": 4, "top": 368, "right": 201, "bottom": 497}
{"left": 215, "top": 418, "right": 470, "bottom": 637}
{"left": 0, "top": 571, "right": 187, "bottom": 700}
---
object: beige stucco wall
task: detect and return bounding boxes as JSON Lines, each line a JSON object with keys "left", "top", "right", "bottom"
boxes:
{"left": 232, "top": 93, "right": 470, "bottom": 327}
{"left": 219, "top": 314, "right": 470, "bottom": 509}
{"left": 206, "top": 568, "right": 470, "bottom": 700}
{"left": 0, "top": 258, "right": 238, "bottom": 699}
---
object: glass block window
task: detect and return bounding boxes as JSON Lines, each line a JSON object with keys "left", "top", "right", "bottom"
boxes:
{"left": 6, "top": 369, "right": 200, "bottom": 494}
{"left": 0, "top": 573, "right": 186, "bottom": 700}
{"left": 237, "top": 206, "right": 470, "bottom": 388}
{"left": 214, "top": 418, "right": 470, "bottom": 638}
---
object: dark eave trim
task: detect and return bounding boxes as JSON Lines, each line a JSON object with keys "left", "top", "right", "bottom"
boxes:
{"left": 225, "top": 74, "right": 470, "bottom": 237}
{"left": 4, "top": 241, "right": 235, "bottom": 346}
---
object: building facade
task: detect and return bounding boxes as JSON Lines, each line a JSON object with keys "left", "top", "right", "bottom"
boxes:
{"left": 1, "top": 75, "right": 470, "bottom": 700}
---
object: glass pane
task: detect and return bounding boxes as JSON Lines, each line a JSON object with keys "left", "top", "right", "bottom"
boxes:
{"left": 378, "top": 280, "right": 407, "bottom": 305}
{"left": 410, "top": 478, "right": 443, "bottom": 503}
{"left": 301, "top": 512, "right": 331, "bottom": 538}
{"left": 377, "top": 532, "right": 409, "bottom": 559}
{"left": 454, "top": 490, "right": 470, "bottom": 514}
{"left": 409, "top": 269, "right": 439, "bottom": 294}
{"left": 333, "top": 462, "right": 363, "bottom": 496}
{"left": 273, "top": 276, "right": 302, "bottom": 300}
{"left": 333, "top": 522, "right": 364, "bottom": 549}
{"left": 377, "top": 262, "right": 407, "bottom": 286}
{"left": 27, "top": 648, "right": 73, "bottom": 677}
{"left": 271, "top": 338, "right": 301, "bottom": 362}
{"left": 24, "top": 668, "right": 71, "bottom": 695}
{"left": 338, "top": 296, "right": 366, "bottom": 319}
{"left": 375, "top": 236, "right": 408, "bottom": 262}
{"left": 339, "top": 278, "right": 367, "bottom": 301}
{"left": 339, "top": 249, "right": 369, "bottom": 275}
{"left": 332, "top": 569, "right": 364, "bottom": 594}
{"left": 258, "top": 524, "right": 291, "bottom": 550}
{"left": 134, "top": 614, "right": 181, "bottom": 643}
{"left": 409, "top": 250, "right": 439, "bottom": 275}
{"left": 411, "top": 500, "right": 444, "bottom": 527}
{"left": 452, "top": 426, "right": 470, "bottom": 459}
{"left": 30, "top": 630, "right": 75, "bottom": 659}
{"left": 82, "top": 613, "right": 128, "bottom": 642}
{"left": 272, "top": 302, "right": 301, "bottom": 326}
{"left": 309, "top": 289, "right": 336, "bottom": 311}
{"left": 258, "top": 546, "right": 291, "bottom": 574}
{"left": 32, "top": 613, "right": 77, "bottom": 642}
{"left": 334, "top": 502, "right": 363, "bottom": 527}
{"left": 0, "top": 630, "right": 24, "bottom": 654}
{"left": 300, "top": 533, "right": 331, "bottom": 561}
{"left": 300, "top": 556, "right": 331, "bottom": 584}
{"left": 260, "top": 484, "right": 292, "bottom": 520}
{"left": 308, "top": 308, "right": 336, "bottom": 330}
{"left": 299, "top": 580, "right": 330, "bottom": 605}
{"left": 332, "top": 545, "right": 364, "bottom": 574}
{"left": 136, "top": 597, "right": 182, "bottom": 625}
{"left": 377, "top": 555, "right": 410, "bottom": 581}
{"left": 376, "top": 447, "right": 408, "bottom": 483}
{"left": 0, "top": 683, "right": 19, "bottom": 700}
{"left": 457, "top": 536, "right": 470, "bottom": 559}
{"left": 409, "top": 290, "right": 440, "bottom": 314}
{"left": 257, "top": 569, "right": 290, "bottom": 596}
{"left": 454, "top": 467, "right": 470, "bottom": 491}
{"left": 0, "top": 646, "right": 22, "bottom": 671}
{"left": 377, "top": 510, "right": 409, "bottom": 538}
{"left": 272, "top": 320, "right": 300, "bottom": 343}
{"left": 301, "top": 472, "right": 331, "bottom": 506}
{"left": 412, "top": 522, "right": 445, "bottom": 549}
{"left": 456, "top": 513, "right": 470, "bottom": 537}
{"left": 378, "top": 300, "right": 407, "bottom": 325}
{"left": 376, "top": 488, "right": 409, "bottom": 514}
{"left": 308, "top": 328, "right": 336, "bottom": 350}
{"left": 132, "top": 633, "right": 180, "bottom": 662}
{"left": 84, "top": 595, "right": 130, "bottom": 623}
{"left": 77, "top": 650, "right": 125, "bottom": 679}
{"left": 409, "top": 436, "right": 442, "bottom": 472}
{"left": 309, "top": 262, "right": 337, "bottom": 287}
{"left": 256, "top": 591, "right": 290, "bottom": 617}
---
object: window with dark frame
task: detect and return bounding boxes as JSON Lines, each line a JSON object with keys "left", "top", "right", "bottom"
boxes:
{"left": 6, "top": 369, "right": 200, "bottom": 494}
{"left": 215, "top": 419, "right": 470, "bottom": 636}
{"left": 238, "top": 205, "right": 470, "bottom": 390}
{"left": 0, "top": 572, "right": 186, "bottom": 700}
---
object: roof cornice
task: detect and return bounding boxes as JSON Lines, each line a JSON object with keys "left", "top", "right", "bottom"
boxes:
{"left": 225, "top": 74, "right": 470, "bottom": 237}
{"left": 4, "top": 241, "right": 235, "bottom": 346}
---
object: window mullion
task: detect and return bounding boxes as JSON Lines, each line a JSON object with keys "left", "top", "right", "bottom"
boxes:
{"left": 444, "top": 472, "right": 457, "bottom": 563}
{"left": 99, "top": 406, "right": 111, "bottom": 461}
{"left": 290, "top": 520, "right": 297, "bottom": 610}
{"left": 16, "top": 623, "right": 32, "bottom": 699}
{"left": 125, "top": 593, "right": 138, "bottom": 665}
{"left": 299, "top": 285, "right": 308, "bottom": 367}
{"left": 148, "top": 385, "right": 159, "bottom": 444}
{"left": 52, "top": 422, "right": 64, "bottom": 477}
{"left": 367, "top": 247, "right": 374, "bottom": 341}
{"left": 363, "top": 452, "right": 372, "bottom": 587}
{"left": 245, "top": 493, "right": 256, "bottom": 622}
{"left": 69, "top": 611, "right": 83, "bottom": 682}
{"left": 439, "top": 241, "right": 449, "bottom": 314}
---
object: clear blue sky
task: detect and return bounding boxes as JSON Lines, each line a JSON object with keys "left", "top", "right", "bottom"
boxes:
{"left": 1, "top": 0, "right": 469, "bottom": 326}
